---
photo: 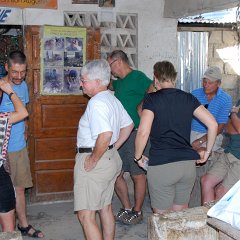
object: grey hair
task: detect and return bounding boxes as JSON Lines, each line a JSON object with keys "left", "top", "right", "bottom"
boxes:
{"left": 81, "top": 59, "right": 111, "bottom": 86}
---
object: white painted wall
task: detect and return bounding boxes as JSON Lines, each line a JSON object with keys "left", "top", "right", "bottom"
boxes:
{"left": 0, "top": 0, "right": 177, "bottom": 76}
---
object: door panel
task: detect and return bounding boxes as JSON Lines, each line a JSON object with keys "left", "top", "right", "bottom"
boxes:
{"left": 25, "top": 26, "right": 100, "bottom": 202}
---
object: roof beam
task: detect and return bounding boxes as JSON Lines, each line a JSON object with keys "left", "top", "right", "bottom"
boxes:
{"left": 164, "top": 0, "right": 239, "bottom": 18}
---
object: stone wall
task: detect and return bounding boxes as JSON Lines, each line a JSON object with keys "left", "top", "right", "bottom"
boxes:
{"left": 208, "top": 30, "right": 240, "bottom": 103}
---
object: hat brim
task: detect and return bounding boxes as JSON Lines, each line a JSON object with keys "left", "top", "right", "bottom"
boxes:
{"left": 202, "top": 75, "right": 220, "bottom": 82}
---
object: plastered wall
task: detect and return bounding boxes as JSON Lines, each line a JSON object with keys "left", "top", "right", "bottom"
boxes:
{"left": 1, "top": 0, "right": 178, "bottom": 77}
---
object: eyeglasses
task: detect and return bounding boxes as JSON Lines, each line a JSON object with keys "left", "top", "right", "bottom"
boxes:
{"left": 80, "top": 79, "right": 92, "bottom": 84}
{"left": 109, "top": 59, "right": 118, "bottom": 66}
{"left": 204, "top": 104, "right": 209, "bottom": 109}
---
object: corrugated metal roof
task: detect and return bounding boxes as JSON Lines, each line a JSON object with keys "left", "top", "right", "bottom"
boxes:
{"left": 179, "top": 7, "right": 237, "bottom": 24}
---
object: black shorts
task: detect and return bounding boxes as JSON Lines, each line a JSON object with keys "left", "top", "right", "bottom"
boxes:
{"left": 0, "top": 165, "right": 15, "bottom": 213}
{"left": 118, "top": 130, "right": 150, "bottom": 175}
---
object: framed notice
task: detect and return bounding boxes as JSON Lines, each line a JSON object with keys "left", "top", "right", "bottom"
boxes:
{"left": 41, "top": 25, "right": 86, "bottom": 95}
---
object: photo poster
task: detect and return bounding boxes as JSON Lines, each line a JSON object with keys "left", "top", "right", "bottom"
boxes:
{"left": 41, "top": 25, "right": 87, "bottom": 95}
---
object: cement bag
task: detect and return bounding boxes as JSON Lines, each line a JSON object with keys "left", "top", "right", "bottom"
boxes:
{"left": 207, "top": 179, "right": 240, "bottom": 230}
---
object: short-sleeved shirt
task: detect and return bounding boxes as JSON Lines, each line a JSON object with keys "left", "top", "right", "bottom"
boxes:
{"left": 191, "top": 87, "right": 232, "bottom": 133}
{"left": 77, "top": 90, "right": 133, "bottom": 148}
{"left": 0, "top": 81, "right": 29, "bottom": 152}
{"left": 224, "top": 98, "right": 240, "bottom": 159}
{"left": 112, "top": 70, "right": 152, "bottom": 128}
{"left": 143, "top": 88, "right": 201, "bottom": 166}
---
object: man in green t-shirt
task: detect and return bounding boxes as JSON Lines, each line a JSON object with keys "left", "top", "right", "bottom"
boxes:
{"left": 107, "top": 50, "right": 152, "bottom": 224}
{"left": 201, "top": 98, "right": 240, "bottom": 202}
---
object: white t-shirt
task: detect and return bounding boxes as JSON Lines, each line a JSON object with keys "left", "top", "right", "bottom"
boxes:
{"left": 77, "top": 90, "right": 133, "bottom": 148}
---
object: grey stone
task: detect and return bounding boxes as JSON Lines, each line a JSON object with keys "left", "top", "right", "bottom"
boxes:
{"left": 148, "top": 206, "right": 218, "bottom": 240}
{"left": 0, "top": 231, "right": 22, "bottom": 240}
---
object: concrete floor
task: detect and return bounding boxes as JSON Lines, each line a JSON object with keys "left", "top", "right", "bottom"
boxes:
{"left": 22, "top": 194, "right": 152, "bottom": 240}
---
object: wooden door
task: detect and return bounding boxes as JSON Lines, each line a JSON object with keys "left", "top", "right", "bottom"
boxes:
{"left": 25, "top": 26, "right": 100, "bottom": 202}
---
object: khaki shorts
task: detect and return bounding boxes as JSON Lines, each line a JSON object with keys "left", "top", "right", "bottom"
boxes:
{"left": 74, "top": 148, "right": 122, "bottom": 211}
{"left": 147, "top": 160, "right": 196, "bottom": 210}
{"left": 208, "top": 152, "right": 240, "bottom": 191}
{"left": 8, "top": 147, "right": 33, "bottom": 188}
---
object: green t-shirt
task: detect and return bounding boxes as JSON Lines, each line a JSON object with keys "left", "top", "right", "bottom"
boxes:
{"left": 224, "top": 98, "right": 240, "bottom": 159}
{"left": 113, "top": 70, "right": 152, "bottom": 127}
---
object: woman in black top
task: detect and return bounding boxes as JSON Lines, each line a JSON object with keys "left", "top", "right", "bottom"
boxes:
{"left": 134, "top": 61, "right": 217, "bottom": 214}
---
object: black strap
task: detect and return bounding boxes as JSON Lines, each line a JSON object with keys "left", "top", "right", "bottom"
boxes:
{"left": 76, "top": 144, "right": 114, "bottom": 153}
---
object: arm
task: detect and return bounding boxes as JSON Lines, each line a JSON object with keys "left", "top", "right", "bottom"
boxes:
{"left": 228, "top": 106, "right": 240, "bottom": 133}
{"left": 0, "top": 81, "right": 28, "bottom": 124}
{"left": 84, "top": 131, "right": 112, "bottom": 171}
{"left": 114, "top": 123, "right": 134, "bottom": 150}
{"left": 193, "top": 105, "right": 218, "bottom": 164}
{"left": 135, "top": 109, "right": 154, "bottom": 167}
{"left": 192, "top": 123, "right": 225, "bottom": 150}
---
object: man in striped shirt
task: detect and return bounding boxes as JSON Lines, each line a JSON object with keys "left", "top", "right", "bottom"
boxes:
{"left": 190, "top": 66, "right": 232, "bottom": 204}
{"left": 191, "top": 66, "right": 232, "bottom": 152}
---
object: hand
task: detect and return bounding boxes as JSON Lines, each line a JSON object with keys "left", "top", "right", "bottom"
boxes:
{"left": 137, "top": 155, "right": 148, "bottom": 168}
{"left": 192, "top": 139, "right": 203, "bottom": 151}
{"left": 196, "top": 149, "right": 210, "bottom": 164}
{"left": 84, "top": 155, "right": 97, "bottom": 172}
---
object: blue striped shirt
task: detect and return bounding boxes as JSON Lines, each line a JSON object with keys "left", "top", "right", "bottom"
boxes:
{"left": 191, "top": 87, "right": 232, "bottom": 133}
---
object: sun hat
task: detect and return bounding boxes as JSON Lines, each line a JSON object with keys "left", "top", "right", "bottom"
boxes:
{"left": 203, "top": 66, "right": 222, "bottom": 81}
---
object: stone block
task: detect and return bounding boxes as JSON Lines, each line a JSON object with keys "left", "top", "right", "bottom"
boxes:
{"left": 208, "top": 44, "right": 214, "bottom": 59}
{"left": 209, "top": 31, "right": 223, "bottom": 44}
{"left": 224, "top": 89, "right": 239, "bottom": 104}
{"left": 224, "top": 62, "right": 238, "bottom": 75}
{"left": 148, "top": 206, "right": 218, "bottom": 240}
{"left": 0, "top": 231, "right": 22, "bottom": 240}
{"left": 222, "top": 31, "right": 238, "bottom": 45}
{"left": 207, "top": 60, "right": 224, "bottom": 72}
{"left": 221, "top": 75, "right": 238, "bottom": 89}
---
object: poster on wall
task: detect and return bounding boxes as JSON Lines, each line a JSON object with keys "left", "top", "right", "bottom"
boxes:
{"left": 0, "top": 0, "right": 57, "bottom": 9}
{"left": 41, "top": 25, "right": 86, "bottom": 95}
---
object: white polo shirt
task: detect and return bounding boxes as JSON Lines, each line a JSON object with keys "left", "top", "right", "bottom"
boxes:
{"left": 77, "top": 90, "right": 133, "bottom": 148}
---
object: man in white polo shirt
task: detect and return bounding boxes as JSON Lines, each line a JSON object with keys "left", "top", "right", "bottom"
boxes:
{"left": 74, "top": 59, "right": 134, "bottom": 240}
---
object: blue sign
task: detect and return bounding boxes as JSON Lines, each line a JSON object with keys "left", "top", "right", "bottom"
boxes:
{"left": 0, "top": 9, "right": 11, "bottom": 23}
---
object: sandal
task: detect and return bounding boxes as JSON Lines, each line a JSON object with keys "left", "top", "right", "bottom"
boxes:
{"left": 17, "top": 224, "right": 44, "bottom": 238}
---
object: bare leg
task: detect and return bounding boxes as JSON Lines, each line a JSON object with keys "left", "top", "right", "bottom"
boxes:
{"left": 78, "top": 210, "right": 102, "bottom": 240}
{"left": 114, "top": 171, "right": 131, "bottom": 209}
{"left": 131, "top": 174, "right": 146, "bottom": 212}
{"left": 215, "top": 184, "right": 228, "bottom": 200}
{"left": 152, "top": 208, "right": 170, "bottom": 214}
{"left": 16, "top": 187, "right": 44, "bottom": 238}
{"left": 172, "top": 204, "right": 188, "bottom": 211}
{"left": 201, "top": 174, "right": 222, "bottom": 204}
{"left": 15, "top": 187, "right": 28, "bottom": 227}
{"left": 0, "top": 209, "right": 15, "bottom": 232}
{"left": 99, "top": 204, "right": 115, "bottom": 240}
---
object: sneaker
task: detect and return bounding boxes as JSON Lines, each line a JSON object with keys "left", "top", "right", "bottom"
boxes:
{"left": 122, "top": 210, "right": 143, "bottom": 225}
{"left": 115, "top": 208, "right": 132, "bottom": 222}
